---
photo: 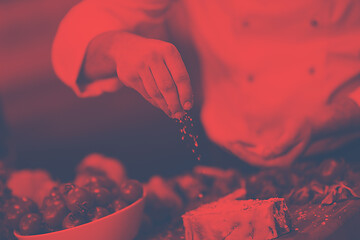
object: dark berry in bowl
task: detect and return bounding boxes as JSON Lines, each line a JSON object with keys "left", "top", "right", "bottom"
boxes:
{"left": 65, "top": 187, "right": 94, "bottom": 214}
{"left": 58, "top": 183, "right": 76, "bottom": 197}
{"left": 88, "top": 207, "right": 110, "bottom": 221}
{"left": 42, "top": 198, "right": 69, "bottom": 229}
{"left": 19, "top": 197, "right": 38, "bottom": 213}
{"left": 119, "top": 180, "right": 143, "bottom": 204}
{"left": 83, "top": 175, "right": 116, "bottom": 191}
{"left": 14, "top": 181, "right": 146, "bottom": 240}
{"left": 4, "top": 197, "right": 35, "bottom": 228}
{"left": 108, "top": 199, "right": 128, "bottom": 213}
{"left": 48, "top": 187, "right": 64, "bottom": 201}
{"left": 62, "top": 212, "right": 87, "bottom": 229}
{"left": 18, "top": 213, "right": 43, "bottom": 235}
{"left": 4, "top": 207, "right": 27, "bottom": 229}
{"left": 88, "top": 186, "right": 113, "bottom": 207}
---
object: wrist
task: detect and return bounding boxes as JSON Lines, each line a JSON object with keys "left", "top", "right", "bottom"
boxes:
{"left": 312, "top": 98, "right": 360, "bottom": 140}
{"left": 81, "top": 31, "right": 119, "bottom": 82}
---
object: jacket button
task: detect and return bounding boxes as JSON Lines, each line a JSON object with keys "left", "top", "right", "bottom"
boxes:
{"left": 309, "top": 67, "right": 315, "bottom": 75}
{"left": 310, "top": 19, "right": 318, "bottom": 27}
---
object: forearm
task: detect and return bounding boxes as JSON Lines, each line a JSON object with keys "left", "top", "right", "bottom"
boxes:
{"left": 52, "top": 0, "right": 172, "bottom": 97}
{"left": 305, "top": 94, "right": 360, "bottom": 156}
{"left": 79, "top": 27, "right": 170, "bottom": 85}
{"left": 312, "top": 97, "right": 360, "bottom": 140}
{"left": 79, "top": 31, "right": 119, "bottom": 85}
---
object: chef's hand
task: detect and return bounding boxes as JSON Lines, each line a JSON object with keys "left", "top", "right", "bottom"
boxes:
{"left": 261, "top": 118, "right": 312, "bottom": 161}
{"left": 231, "top": 97, "right": 360, "bottom": 166}
{"left": 83, "top": 31, "right": 193, "bottom": 119}
{"left": 305, "top": 97, "right": 360, "bottom": 155}
{"left": 228, "top": 118, "right": 312, "bottom": 167}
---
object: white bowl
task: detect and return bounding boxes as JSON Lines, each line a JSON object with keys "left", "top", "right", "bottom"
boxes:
{"left": 15, "top": 194, "right": 145, "bottom": 240}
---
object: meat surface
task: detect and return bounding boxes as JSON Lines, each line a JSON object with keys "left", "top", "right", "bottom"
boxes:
{"left": 182, "top": 196, "right": 291, "bottom": 240}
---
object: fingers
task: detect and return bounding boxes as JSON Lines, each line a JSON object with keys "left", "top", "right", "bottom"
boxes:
{"left": 163, "top": 49, "right": 193, "bottom": 111}
{"left": 115, "top": 40, "right": 193, "bottom": 119}
{"left": 139, "top": 67, "right": 172, "bottom": 117}
{"left": 149, "top": 60, "right": 184, "bottom": 119}
{"left": 118, "top": 73, "right": 161, "bottom": 112}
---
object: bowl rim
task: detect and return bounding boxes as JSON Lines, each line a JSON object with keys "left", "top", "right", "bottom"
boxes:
{"left": 14, "top": 191, "right": 146, "bottom": 239}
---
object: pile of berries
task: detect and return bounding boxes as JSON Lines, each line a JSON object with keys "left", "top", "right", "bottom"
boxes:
{"left": 1, "top": 169, "right": 143, "bottom": 236}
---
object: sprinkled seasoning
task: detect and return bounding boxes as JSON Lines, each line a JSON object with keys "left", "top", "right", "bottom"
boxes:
{"left": 176, "top": 113, "right": 201, "bottom": 161}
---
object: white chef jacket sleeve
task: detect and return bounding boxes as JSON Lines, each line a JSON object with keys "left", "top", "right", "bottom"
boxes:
{"left": 349, "top": 87, "right": 360, "bottom": 107}
{"left": 52, "top": 0, "right": 171, "bottom": 97}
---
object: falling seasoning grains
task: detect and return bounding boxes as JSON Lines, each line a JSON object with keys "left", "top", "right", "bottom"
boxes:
{"left": 176, "top": 113, "right": 201, "bottom": 161}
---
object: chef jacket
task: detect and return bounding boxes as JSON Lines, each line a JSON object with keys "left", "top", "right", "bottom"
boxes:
{"left": 52, "top": 0, "right": 360, "bottom": 166}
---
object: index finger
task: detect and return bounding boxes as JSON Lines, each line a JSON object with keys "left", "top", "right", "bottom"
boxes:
{"left": 164, "top": 48, "right": 193, "bottom": 111}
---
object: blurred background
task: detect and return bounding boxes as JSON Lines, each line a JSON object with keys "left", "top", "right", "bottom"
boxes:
{"left": 0, "top": 0, "right": 205, "bottom": 182}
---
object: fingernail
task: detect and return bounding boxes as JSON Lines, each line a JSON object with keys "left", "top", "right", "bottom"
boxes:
{"left": 173, "top": 112, "right": 184, "bottom": 119}
{"left": 183, "top": 101, "right": 192, "bottom": 111}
